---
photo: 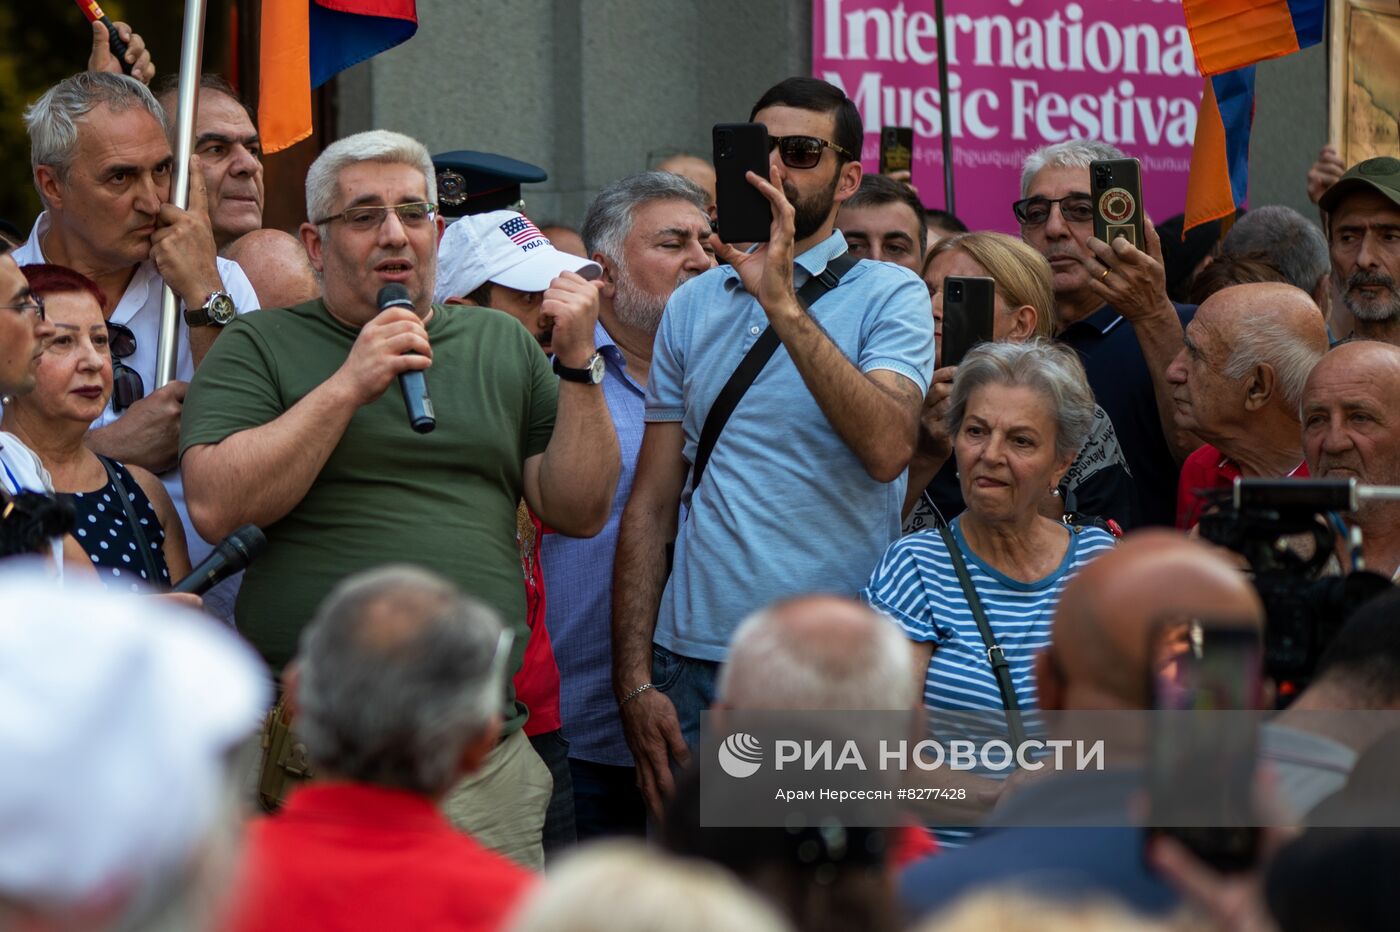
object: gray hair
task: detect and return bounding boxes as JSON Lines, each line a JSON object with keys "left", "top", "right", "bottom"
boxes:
{"left": 581, "top": 171, "right": 709, "bottom": 265}
{"left": 1020, "top": 139, "right": 1128, "bottom": 197}
{"left": 1220, "top": 206, "right": 1330, "bottom": 295}
{"left": 305, "top": 130, "right": 436, "bottom": 226}
{"left": 295, "top": 565, "right": 505, "bottom": 796}
{"left": 24, "top": 72, "right": 166, "bottom": 198}
{"left": 717, "top": 598, "right": 918, "bottom": 711}
{"left": 1223, "top": 314, "right": 1327, "bottom": 411}
{"left": 946, "top": 339, "right": 1096, "bottom": 463}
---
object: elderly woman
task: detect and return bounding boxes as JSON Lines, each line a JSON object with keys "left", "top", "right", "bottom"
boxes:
{"left": 2, "top": 264, "right": 189, "bottom": 590}
{"left": 864, "top": 340, "right": 1116, "bottom": 722}
{"left": 906, "top": 232, "right": 1137, "bottom": 533}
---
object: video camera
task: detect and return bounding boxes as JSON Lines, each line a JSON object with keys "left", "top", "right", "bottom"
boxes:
{"left": 1197, "top": 478, "right": 1396, "bottom": 701}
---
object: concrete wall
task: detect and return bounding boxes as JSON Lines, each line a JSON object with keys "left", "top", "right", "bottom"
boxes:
{"left": 339, "top": 0, "right": 813, "bottom": 227}
{"left": 339, "top": 0, "right": 1328, "bottom": 228}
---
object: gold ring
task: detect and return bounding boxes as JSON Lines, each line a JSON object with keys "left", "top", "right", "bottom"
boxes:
{"left": 1099, "top": 268, "right": 1111, "bottom": 281}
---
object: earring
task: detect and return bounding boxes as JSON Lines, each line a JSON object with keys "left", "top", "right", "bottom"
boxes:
{"left": 1049, "top": 487, "right": 1061, "bottom": 497}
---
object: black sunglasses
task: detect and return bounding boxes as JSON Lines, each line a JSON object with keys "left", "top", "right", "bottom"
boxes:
{"left": 769, "top": 134, "right": 856, "bottom": 170}
{"left": 107, "top": 322, "right": 144, "bottom": 413}
{"left": 1012, "top": 194, "right": 1095, "bottom": 226}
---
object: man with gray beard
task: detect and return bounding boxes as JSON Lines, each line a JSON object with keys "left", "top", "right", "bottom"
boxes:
{"left": 541, "top": 171, "right": 714, "bottom": 839}
{"left": 1319, "top": 157, "right": 1400, "bottom": 348}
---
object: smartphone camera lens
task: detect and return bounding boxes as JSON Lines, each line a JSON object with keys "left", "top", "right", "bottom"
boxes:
{"left": 948, "top": 281, "right": 963, "bottom": 300}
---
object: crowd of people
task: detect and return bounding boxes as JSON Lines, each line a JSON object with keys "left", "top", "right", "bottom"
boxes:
{"left": 2, "top": 23, "right": 1400, "bottom": 932}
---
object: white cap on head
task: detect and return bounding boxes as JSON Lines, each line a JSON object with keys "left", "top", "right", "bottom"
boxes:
{"left": 0, "top": 568, "right": 270, "bottom": 908}
{"left": 434, "top": 209, "right": 601, "bottom": 303}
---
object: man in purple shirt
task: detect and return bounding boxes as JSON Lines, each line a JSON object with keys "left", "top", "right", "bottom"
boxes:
{"left": 541, "top": 171, "right": 714, "bottom": 839}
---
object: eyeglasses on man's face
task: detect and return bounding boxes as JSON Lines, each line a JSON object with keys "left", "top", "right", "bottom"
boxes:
{"left": 1012, "top": 195, "right": 1095, "bottom": 227}
{"left": 769, "top": 135, "right": 856, "bottom": 170}
{"left": 0, "top": 295, "right": 45, "bottom": 321}
{"left": 313, "top": 202, "right": 440, "bottom": 232}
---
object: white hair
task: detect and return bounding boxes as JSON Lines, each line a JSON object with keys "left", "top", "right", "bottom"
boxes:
{"left": 717, "top": 599, "right": 918, "bottom": 711}
{"left": 1224, "top": 315, "right": 1328, "bottom": 411}
{"left": 24, "top": 72, "right": 166, "bottom": 202}
{"left": 304, "top": 130, "right": 436, "bottom": 226}
{"left": 1020, "top": 139, "right": 1128, "bottom": 197}
{"left": 506, "top": 842, "right": 791, "bottom": 932}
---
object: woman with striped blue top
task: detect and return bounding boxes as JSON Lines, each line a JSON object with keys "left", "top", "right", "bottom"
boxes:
{"left": 864, "top": 340, "right": 1116, "bottom": 720}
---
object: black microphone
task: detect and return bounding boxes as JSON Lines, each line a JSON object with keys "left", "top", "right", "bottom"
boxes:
{"left": 376, "top": 284, "right": 435, "bottom": 433}
{"left": 171, "top": 525, "right": 267, "bottom": 595}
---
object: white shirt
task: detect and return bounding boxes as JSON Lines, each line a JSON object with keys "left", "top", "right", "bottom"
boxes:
{"left": 0, "top": 430, "right": 63, "bottom": 575}
{"left": 13, "top": 214, "right": 261, "bottom": 610}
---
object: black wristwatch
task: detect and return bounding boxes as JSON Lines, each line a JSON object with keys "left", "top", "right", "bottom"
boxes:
{"left": 184, "top": 291, "right": 237, "bottom": 327}
{"left": 553, "top": 351, "right": 605, "bottom": 385}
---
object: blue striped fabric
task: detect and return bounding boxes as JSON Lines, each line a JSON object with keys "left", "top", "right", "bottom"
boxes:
{"left": 862, "top": 517, "right": 1115, "bottom": 848}
{"left": 863, "top": 517, "right": 1115, "bottom": 713}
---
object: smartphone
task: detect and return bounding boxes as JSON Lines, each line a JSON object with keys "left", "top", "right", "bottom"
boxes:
{"left": 1147, "top": 619, "right": 1264, "bottom": 873}
{"left": 1090, "top": 157, "right": 1144, "bottom": 248}
{"left": 712, "top": 122, "right": 771, "bottom": 244}
{"left": 939, "top": 276, "right": 996, "bottom": 369}
{"left": 880, "top": 126, "right": 914, "bottom": 175}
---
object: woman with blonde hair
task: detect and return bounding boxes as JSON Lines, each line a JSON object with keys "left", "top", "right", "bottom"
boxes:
{"left": 906, "top": 231, "right": 1137, "bottom": 533}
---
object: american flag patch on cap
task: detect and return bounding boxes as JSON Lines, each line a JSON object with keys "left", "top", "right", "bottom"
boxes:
{"left": 500, "top": 215, "right": 546, "bottom": 248}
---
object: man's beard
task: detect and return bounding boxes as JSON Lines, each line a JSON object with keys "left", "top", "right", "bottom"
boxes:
{"left": 613, "top": 266, "right": 699, "bottom": 333}
{"left": 1343, "top": 269, "right": 1400, "bottom": 324}
{"left": 784, "top": 172, "right": 840, "bottom": 243}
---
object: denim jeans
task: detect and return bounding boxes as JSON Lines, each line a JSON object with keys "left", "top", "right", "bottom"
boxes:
{"left": 568, "top": 758, "right": 646, "bottom": 841}
{"left": 651, "top": 643, "right": 721, "bottom": 752}
{"left": 528, "top": 729, "right": 576, "bottom": 863}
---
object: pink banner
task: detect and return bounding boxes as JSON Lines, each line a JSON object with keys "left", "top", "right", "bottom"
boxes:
{"left": 814, "top": 0, "right": 1203, "bottom": 233}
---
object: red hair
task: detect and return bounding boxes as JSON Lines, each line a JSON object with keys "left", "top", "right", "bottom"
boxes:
{"left": 21, "top": 263, "right": 107, "bottom": 315}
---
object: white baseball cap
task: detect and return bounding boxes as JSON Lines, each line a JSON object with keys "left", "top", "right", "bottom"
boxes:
{"left": 434, "top": 209, "right": 601, "bottom": 303}
{"left": 0, "top": 567, "right": 270, "bottom": 908}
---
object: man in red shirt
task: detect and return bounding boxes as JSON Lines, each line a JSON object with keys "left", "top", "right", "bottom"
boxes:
{"left": 225, "top": 566, "right": 534, "bottom": 932}
{"left": 1165, "top": 283, "right": 1329, "bottom": 528}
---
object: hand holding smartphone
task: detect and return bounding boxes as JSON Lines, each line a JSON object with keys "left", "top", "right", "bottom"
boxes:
{"left": 939, "top": 276, "right": 996, "bottom": 369}
{"left": 712, "top": 123, "right": 771, "bottom": 244}
{"left": 1090, "top": 157, "right": 1145, "bottom": 249}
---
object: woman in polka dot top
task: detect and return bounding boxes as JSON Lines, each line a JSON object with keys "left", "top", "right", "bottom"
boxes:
{"left": 1, "top": 265, "right": 191, "bottom": 591}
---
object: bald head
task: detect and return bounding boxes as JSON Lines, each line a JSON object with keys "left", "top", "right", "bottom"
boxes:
{"left": 656, "top": 154, "right": 716, "bottom": 215}
{"left": 1302, "top": 340, "right": 1400, "bottom": 491}
{"left": 1045, "top": 531, "right": 1263, "bottom": 710}
{"left": 224, "top": 228, "right": 320, "bottom": 309}
{"left": 1168, "top": 283, "right": 1329, "bottom": 451}
{"left": 718, "top": 596, "right": 917, "bottom": 711}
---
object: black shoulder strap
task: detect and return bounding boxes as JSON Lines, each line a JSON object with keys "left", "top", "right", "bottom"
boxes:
{"left": 937, "top": 525, "right": 1028, "bottom": 749}
{"left": 99, "top": 455, "right": 163, "bottom": 585}
{"left": 689, "top": 253, "right": 857, "bottom": 492}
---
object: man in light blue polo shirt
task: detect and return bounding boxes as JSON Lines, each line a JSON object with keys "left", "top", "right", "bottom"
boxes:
{"left": 611, "top": 76, "right": 935, "bottom": 817}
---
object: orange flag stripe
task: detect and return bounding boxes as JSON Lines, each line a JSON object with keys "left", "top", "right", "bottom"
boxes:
{"left": 259, "top": 0, "right": 312, "bottom": 154}
{"left": 1184, "top": 78, "right": 1236, "bottom": 232}
{"left": 1182, "top": 0, "right": 1300, "bottom": 76}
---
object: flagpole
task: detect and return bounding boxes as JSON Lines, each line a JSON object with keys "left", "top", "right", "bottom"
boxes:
{"left": 934, "top": 0, "right": 955, "bottom": 216}
{"left": 156, "top": 0, "right": 208, "bottom": 389}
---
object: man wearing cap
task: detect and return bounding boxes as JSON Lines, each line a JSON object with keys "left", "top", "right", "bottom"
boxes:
{"left": 180, "top": 130, "right": 620, "bottom": 869}
{"left": 435, "top": 210, "right": 601, "bottom": 352}
{"left": 1319, "top": 156, "right": 1400, "bottom": 347}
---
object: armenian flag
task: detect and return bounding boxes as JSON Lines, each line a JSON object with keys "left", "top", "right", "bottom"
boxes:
{"left": 259, "top": 0, "right": 418, "bottom": 153}
{"left": 1180, "top": 0, "right": 1324, "bottom": 232}
{"left": 1184, "top": 67, "right": 1256, "bottom": 232}
{"left": 1181, "top": 0, "right": 1325, "bottom": 76}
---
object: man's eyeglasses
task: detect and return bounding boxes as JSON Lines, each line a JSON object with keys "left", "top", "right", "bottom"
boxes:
{"left": 769, "top": 135, "right": 856, "bottom": 170}
{"left": 107, "top": 322, "right": 143, "bottom": 413}
{"left": 0, "top": 295, "right": 45, "bottom": 321}
{"left": 1012, "top": 195, "right": 1095, "bottom": 227}
{"left": 313, "top": 202, "right": 440, "bottom": 231}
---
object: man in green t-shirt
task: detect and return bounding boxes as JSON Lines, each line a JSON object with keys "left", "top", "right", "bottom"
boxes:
{"left": 180, "top": 130, "right": 620, "bottom": 869}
